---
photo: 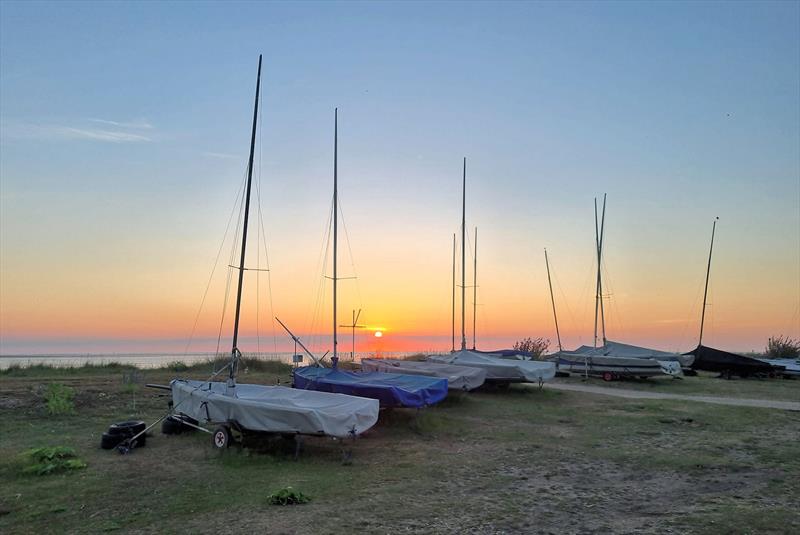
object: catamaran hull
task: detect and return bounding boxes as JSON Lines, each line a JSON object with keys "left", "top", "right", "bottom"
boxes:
{"left": 171, "top": 379, "right": 379, "bottom": 438}
{"left": 360, "top": 359, "right": 486, "bottom": 391}
{"left": 428, "top": 350, "right": 556, "bottom": 383}
{"left": 292, "top": 367, "right": 448, "bottom": 408}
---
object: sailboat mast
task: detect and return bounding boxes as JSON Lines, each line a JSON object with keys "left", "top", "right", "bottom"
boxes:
{"left": 452, "top": 233, "right": 456, "bottom": 352}
{"left": 461, "top": 157, "right": 467, "bottom": 351}
{"left": 598, "top": 194, "right": 607, "bottom": 345}
{"left": 699, "top": 217, "right": 719, "bottom": 346}
{"left": 333, "top": 108, "right": 339, "bottom": 364}
{"left": 230, "top": 54, "right": 262, "bottom": 378}
{"left": 593, "top": 198, "right": 600, "bottom": 348}
{"left": 544, "top": 248, "right": 563, "bottom": 352}
{"left": 472, "top": 227, "right": 477, "bottom": 350}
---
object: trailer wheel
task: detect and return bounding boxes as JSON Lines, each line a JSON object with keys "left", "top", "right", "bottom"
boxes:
{"left": 212, "top": 426, "right": 232, "bottom": 449}
{"left": 100, "top": 432, "right": 124, "bottom": 450}
{"left": 602, "top": 372, "right": 614, "bottom": 382}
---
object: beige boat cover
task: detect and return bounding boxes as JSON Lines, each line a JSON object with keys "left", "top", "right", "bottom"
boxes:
{"left": 428, "top": 350, "right": 556, "bottom": 382}
{"left": 171, "top": 379, "right": 379, "bottom": 438}
{"left": 360, "top": 358, "right": 486, "bottom": 390}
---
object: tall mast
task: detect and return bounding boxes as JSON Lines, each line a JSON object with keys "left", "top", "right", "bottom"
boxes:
{"left": 598, "top": 194, "right": 607, "bottom": 345}
{"left": 698, "top": 217, "right": 719, "bottom": 346}
{"left": 332, "top": 108, "right": 339, "bottom": 365}
{"left": 451, "top": 233, "right": 456, "bottom": 352}
{"left": 544, "top": 248, "right": 562, "bottom": 352}
{"left": 593, "top": 194, "right": 607, "bottom": 347}
{"left": 230, "top": 54, "right": 262, "bottom": 381}
{"left": 593, "top": 198, "right": 599, "bottom": 348}
{"left": 460, "top": 157, "right": 467, "bottom": 351}
{"left": 472, "top": 227, "right": 477, "bottom": 350}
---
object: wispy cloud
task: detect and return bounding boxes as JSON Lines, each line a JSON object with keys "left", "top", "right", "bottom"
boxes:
{"left": 88, "top": 118, "right": 154, "bottom": 129}
{"left": 2, "top": 120, "right": 152, "bottom": 143}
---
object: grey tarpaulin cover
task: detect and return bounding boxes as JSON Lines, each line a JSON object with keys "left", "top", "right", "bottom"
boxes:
{"left": 428, "top": 350, "right": 556, "bottom": 382}
{"left": 360, "top": 358, "right": 487, "bottom": 390}
{"left": 573, "top": 340, "right": 693, "bottom": 369}
{"left": 554, "top": 352, "right": 668, "bottom": 377}
{"left": 171, "top": 379, "right": 379, "bottom": 438}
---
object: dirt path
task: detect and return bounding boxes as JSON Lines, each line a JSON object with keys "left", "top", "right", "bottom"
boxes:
{"left": 542, "top": 381, "right": 800, "bottom": 411}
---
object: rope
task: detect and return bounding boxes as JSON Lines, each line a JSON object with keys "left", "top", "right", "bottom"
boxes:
{"left": 184, "top": 168, "right": 248, "bottom": 355}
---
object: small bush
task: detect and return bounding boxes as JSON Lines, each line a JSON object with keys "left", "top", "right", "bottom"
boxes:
{"left": 267, "top": 487, "right": 311, "bottom": 505}
{"left": 766, "top": 336, "right": 800, "bottom": 359}
{"left": 21, "top": 446, "right": 86, "bottom": 476}
{"left": 43, "top": 383, "right": 75, "bottom": 415}
{"left": 513, "top": 337, "right": 550, "bottom": 359}
{"left": 166, "top": 361, "right": 189, "bottom": 372}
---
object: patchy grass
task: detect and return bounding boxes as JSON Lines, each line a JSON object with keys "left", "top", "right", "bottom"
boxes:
{"left": 0, "top": 366, "right": 798, "bottom": 533}
{"left": 556, "top": 371, "right": 800, "bottom": 402}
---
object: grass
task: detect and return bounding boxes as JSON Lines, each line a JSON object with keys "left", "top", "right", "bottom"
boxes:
{"left": 0, "top": 363, "right": 797, "bottom": 533}
{"left": 556, "top": 371, "right": 800, "bottom": 402}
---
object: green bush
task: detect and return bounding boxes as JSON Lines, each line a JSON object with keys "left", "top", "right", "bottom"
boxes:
{"left": 766, "top": 336, "right": 800, "bottom": 359}
{"left": 513, "top": 337, "right": 551, "bottom": 359}
{"left": 43, "top": 383, "right": 75, "bottom": 415}
{"left": 267, "top": 487, "right": 311, "bottom": 505}
{"left": 21, "top": 446, "right": 86, "bottom": 476}
{"left": 166, "top": 361, "right": 189, "bottom": 372}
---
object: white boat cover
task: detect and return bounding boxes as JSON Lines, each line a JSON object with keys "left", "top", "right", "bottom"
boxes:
{"left": 360, "top": 358, "right": 486, "bottom": 391}
{"left": 428, "top": 350, "right": 556, "bottom": 383}
{"left": 572, "top": 340, "right": 693, "bottom": 370}
{"left": 171, "top": 379, "right": 379, "bottom": 438}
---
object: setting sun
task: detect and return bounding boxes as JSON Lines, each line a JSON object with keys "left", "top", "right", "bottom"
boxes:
{"left": 374, "top": 331, "right": 383, "bottom": 338}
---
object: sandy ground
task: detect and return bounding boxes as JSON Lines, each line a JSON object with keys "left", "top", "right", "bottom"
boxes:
{"left": 543, "top": 381, "right": 800, "bottom": 411}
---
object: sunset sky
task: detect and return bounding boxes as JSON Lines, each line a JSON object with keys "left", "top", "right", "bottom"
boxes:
{"left": 1, "top": 1, "right": 798, "bottom": 356}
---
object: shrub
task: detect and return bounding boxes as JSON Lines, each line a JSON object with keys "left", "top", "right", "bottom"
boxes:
{"left": 267, "top": 487, "right": 311, "bottom": 505}
{"left": 513, "top": 337, "right": 550, "bottom": 359}
{"left": 766, "top": 336, "right": 800, "bottom": 359}
{"left": 166, "top": 361, "right": 189, "bottom": 372}
{"left": 43, "top": 383, "right": 75, "bottom": 415}
{"left": 21, "top": 446, "right": 86, "bottom": 476}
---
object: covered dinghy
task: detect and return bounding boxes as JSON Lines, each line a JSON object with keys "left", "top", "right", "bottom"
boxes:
{"left": 360, "top": 359, "right": 486, "bottom": 391}
{"left": 574, "top": 340, "right": 693, "bottom": 369}
{"left": 293, "top": 367, "right": 448, "bottom": 408}
{"left": 474, "top": 348, "right": 534, "bottom": 360}
{"left": 171, "top": 379, "right": 379, "bottom": 438}
{"left": 428, "top": 350, "right": 556, "bottom": 383}
{"left": 555, "top": 351, "right": 667, "bottom": 378}
{"left": 689, "top": 345, "right": 784, "bottom": 377}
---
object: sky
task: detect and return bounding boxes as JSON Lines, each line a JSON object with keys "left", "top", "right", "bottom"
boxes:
{"left": 1, "top": 0, "right": 798, "bottom": 356}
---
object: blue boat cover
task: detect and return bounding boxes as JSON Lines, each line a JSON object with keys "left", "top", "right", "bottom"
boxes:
{"left": 292, "top": 366, "right": 448, "bottom": 408}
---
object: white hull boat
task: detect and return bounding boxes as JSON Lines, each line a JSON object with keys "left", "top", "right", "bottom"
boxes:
{"left": 555, "top": 352, "right": 668, "bottom": 378}
{"left": 360, "top": 358, "right": 487, "bottom": 391}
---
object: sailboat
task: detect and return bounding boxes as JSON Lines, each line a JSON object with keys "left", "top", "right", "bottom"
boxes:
{"left": 553, "top": 195, "right": 682, "bottom": 379}
{"left": 360, "top": 226, "right": 487, "bottom": 391}
{"left": 427, "top": 158, "right": 556, "bottom": 384}
{"left": 291, "top": 110, "right": 449, "bottom": 408}
{"left": 685, "top": 218, "right": 784, "bottom": 377}
{"left": 169, "top": 56, "right": 379, "bottom": 447}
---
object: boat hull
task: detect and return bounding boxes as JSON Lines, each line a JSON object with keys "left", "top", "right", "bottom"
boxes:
{"left": 170, "top": 379, "right": 379, "bottom": 438}
{"left": 556, "top": 354, "right": 666, "bottom": 378}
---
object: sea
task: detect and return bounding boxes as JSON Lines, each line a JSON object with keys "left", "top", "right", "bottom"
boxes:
{"left": 0, "top": 351, "right": 428, "bottom": 370}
